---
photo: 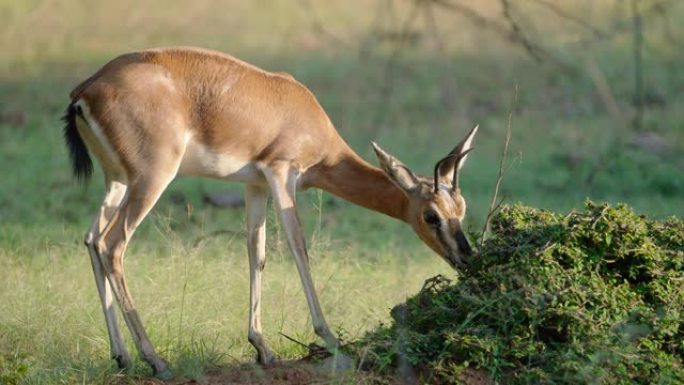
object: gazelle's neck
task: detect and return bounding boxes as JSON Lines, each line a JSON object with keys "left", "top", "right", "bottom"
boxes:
{"left": 304, "top": 147, "right": 409, "bottom": 221}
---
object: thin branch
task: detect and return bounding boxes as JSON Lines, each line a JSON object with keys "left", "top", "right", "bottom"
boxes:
{"left": 584, "top": 56, "right": 624, "bottom": 122}
{"left": 370, "top": 0, "right": 423, "bottom": 133}
{"left": 279, "top": 332, "right": 331, "bottom": 359}
{"left": 279, "top": 332, "right": 309, "bottom": 348}
{"left": 501, "top": 0, "right": 544, "bottom": 63}
{"left": 422, "top": 0, "right": 458, "bottom": 112}
{"left": 297, "top": 0, "right": 353, "bottom": 48}
{"left": 431, "top": 0, "right": 513, "bottom": 38}
{"left": 571, "top": 0, "right": 676, "bottom": 48}
{"left": 480, "top": 85, "right": 516, "bottom": 247}
{"left": 430, "top": 0, "right": 578, "bottom": 73}
{"left": 527, "top": 0, "right": 608, "bottom": 39}
{"left": 422, "top": 0, "right": 446, "bottom": 53}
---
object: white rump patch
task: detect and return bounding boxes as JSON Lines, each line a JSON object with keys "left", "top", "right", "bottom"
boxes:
{"left": 75, "top": 99, "right": 126, "bottom": 181}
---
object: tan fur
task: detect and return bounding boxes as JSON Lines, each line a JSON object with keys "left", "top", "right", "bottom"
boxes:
{"left": 72, "top": 48, "right": 343, "bottom": 180}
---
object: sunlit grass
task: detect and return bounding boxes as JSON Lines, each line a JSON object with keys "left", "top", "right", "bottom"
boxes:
{"left": 0, "top": 211, "right": 450, "bottom": 383}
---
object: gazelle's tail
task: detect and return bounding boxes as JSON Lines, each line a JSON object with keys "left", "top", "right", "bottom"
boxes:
{"left": 62, "top": 101, "right": 93, "bottom": 182}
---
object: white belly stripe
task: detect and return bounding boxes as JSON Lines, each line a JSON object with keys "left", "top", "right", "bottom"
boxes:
{"left": 179, "top": 135, "right": 262, "bottom": 182}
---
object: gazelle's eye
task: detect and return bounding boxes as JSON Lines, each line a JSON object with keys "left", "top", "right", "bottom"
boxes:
{"left": 423, "top": 210, "right": 441, "bottom": 226}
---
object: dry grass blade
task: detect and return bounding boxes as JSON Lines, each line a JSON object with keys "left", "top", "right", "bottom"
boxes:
{"left": 279, "top": 333, "right": 331, "bottom": 360}
{"left": 480, "top": 85, "right": 516, "bottom": 247}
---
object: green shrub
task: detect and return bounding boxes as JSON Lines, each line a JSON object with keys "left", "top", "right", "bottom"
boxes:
{"left": 354, "top": 202, "right": 684, "bottom": 384}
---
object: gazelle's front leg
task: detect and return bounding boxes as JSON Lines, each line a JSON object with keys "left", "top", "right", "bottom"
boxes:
{"left": 245, "top": 184, "right": 276, "bottom": 365}
{"left": 261, "top": 163, "right": 340, "bottom": 351}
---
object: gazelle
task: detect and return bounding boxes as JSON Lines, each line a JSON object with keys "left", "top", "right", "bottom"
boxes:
{"left": 63, "top": 47, "right": 477, "bottom": 378}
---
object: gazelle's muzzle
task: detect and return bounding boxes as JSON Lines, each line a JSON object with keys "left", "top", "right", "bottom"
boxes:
{"left": 444, "top": 229, "right": 472, "bottom": 270}
{"left": 455, "top": 230, "right": 472, "bottom": 257}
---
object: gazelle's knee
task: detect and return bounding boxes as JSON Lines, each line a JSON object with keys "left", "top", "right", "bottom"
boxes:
{"left": 83, "top": 227, "right": 108, "bottom": 257}
{"left": 248, "top": 330, "right": 264, "bottom": 345}
{"left": 91, "top": 238, "right": 123, "bottom": 275}
{"left": 84, "top": 231, "right": 96, "bottom": 247}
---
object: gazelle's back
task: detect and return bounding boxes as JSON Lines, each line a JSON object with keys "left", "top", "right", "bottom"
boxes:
{"left": 70, "top": 47, "right": 343, "bottom": 182}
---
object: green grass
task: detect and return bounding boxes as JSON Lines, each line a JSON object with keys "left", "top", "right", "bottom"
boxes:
{"left": 1, "top": 1, "right": 684, "bottom": 383}
{"left": 0, "top": 215, "right": 451, "bottom": 383}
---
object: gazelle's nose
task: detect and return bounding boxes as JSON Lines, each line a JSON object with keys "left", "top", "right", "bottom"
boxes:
{"left": 455, "top": 230, "right": 472, "bottom": 257}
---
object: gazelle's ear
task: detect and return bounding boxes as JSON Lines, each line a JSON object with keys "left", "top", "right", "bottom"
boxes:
{"left": 371, "top": 141, "right": 420, "bottom": 193}
{"left": 436, "top": 125, "right": 479, "bottom": 188}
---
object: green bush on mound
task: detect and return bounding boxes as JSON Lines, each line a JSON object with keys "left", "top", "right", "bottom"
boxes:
{"left": 355, "top": 202, "right": 684, "bottom": 384}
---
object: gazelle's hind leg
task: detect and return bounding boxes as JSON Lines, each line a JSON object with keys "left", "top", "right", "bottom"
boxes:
{"left": 84, "top": 180, "right": 130, "bottom": 369}
{"left": 245, "top": 184, "right": 276, "bottom": 365}
{"left": 93, "top": 167, "right": 179, "bottom": 378}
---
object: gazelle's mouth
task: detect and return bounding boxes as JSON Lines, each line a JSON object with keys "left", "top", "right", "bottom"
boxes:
{"left": 442, "top": 230, "right": 472, "bottom": 270}
{"left": 446, "top": 254, "right": 467, "bottom": 270}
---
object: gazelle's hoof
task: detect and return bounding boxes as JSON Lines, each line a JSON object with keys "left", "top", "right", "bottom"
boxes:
{"left": 113, "top": 354, "right": 132, "bottom": 370}
{"left": 150, "top": 358, "right": 173, "bottom": 381}
{"left": 257, "top": 352, "right": 277, "bottom": 368}
{"left": 154, "top": 366, "right": 173, "bottom": 381}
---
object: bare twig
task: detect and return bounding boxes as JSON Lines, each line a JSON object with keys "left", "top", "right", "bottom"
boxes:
{"left": 297, "top": 0, "right": 353, "bottom": 49}
{"left": 480, "top": 85, "right": 516, "bottom": 247}
{"left": 430, "top": 0, "right": 512, "bottom": 37}
{"left": 422, "top": 0, "right": 459, "bottom": 112}
{"left": 500, "top": 0, "right": 543, "bottom": 63}
{"left": 571, "top": 0, "right": 675, "bottom": 48}
{"left": 527, "top": 0, "right": 607, "bottom": 38}
{"left": 370, "top": 0, "right": 423, "bottom": 135}
{"left": 584, "top": 56, "right": 624, "bottom": 122}
{"left": 430, "top": 0, "right": 578, "bottom": 73}
{"left": 422, "top": 1, "right": 445, "bottom": 53}
{"left": 279, "top": 332, "right": 309, "bottom": 348}
{"left": 279, "top": 332, "right": 331, "bottom": 359}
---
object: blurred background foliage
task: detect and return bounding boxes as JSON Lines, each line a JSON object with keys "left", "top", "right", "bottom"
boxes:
{"left": 1, "top": 0, "right": 682, "bottom": 235}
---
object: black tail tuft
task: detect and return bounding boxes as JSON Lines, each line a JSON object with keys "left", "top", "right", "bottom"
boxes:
{"left": 62, "top": 101, "right": 93, "bottom": 182}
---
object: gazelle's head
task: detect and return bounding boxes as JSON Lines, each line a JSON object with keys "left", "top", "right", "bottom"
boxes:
{"left": 372, "top": 125, "right": 478, "bottom": 270}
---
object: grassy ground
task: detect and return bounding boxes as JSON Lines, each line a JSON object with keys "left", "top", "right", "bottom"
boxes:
{"left": 1, "top": 1, "right": 683, "bottom": 383}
